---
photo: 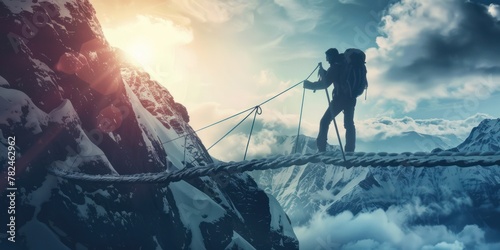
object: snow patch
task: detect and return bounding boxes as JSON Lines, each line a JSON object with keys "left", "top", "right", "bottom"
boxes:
{"left": 225, "top": 231, "right": 256, "bottom": 250}
{"left": 0, "top": 87, "right": 49, "bottom": 134}
{"left": 0, "top": 75, "right": 9, "bottom": 87}
{"left": 170, "top": 181, "right": 227, "bottom": 250}
{"left": 48, "top": 99, "right": 79, "bottom": 124}
{"left": 3, "top": 0, "right": 75, "bottom": 19}
{"left": 122, "top": 73, "right": 190, "bottom": 171}
{"left": 24, "top": 175, "right": 58, "bottom": 215}
{"left": 47, "top": 99, "right": 118, "bottom": 174}
{"left": 18, "top": 175, "right": 70, "bottom": 249}
{"left": 267, "top": 193, "right": 296, "bottom": 239}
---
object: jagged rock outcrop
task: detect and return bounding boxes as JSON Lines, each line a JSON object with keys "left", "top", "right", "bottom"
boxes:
{"left": 0, "top": 1, "right": 298, "bottom": 249}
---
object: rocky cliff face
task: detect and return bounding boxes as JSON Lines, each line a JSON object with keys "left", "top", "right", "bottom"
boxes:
{"left": 0, "top": 1, "right": 297, "bottom": 249}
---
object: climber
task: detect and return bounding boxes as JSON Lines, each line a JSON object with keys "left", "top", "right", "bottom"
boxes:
{"left": 303, "top": 48, "right": 367, "bottom": 152}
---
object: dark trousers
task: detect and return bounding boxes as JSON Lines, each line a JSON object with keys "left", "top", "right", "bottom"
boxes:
{"left": 317, "top": 95, "right": 356, "bottom": 152}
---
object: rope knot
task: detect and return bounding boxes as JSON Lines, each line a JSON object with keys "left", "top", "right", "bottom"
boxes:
{"left": 254, "top": 105, "right": 263, "bottom": 115}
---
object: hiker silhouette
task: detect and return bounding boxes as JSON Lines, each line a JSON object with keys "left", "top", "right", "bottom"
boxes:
{"left": 304, "top": 48, "right": 366, "bottom": 152}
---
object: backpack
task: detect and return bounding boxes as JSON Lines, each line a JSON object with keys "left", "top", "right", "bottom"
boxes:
{"left": 339, "top": 48, "right": 368, "bottom": 98}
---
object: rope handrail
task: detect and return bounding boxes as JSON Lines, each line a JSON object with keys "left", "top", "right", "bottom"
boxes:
{"left": 48, "top": 150, "right": 500, "bottom": 184}
{"left": 244, "top": 106, "right": 262, "bottom": 160}
{"left": 207, "top": 106, "right": 260, "bottom": 151}
{"left": 160, "top": 64, "right": 320, "bottom": 146}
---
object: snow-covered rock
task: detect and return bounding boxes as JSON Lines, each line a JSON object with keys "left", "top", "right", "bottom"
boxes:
{"left": 454, "top": 119, "right": 500, "bottom": 152}
{"left": 0, "top": 1, "right": 297, "bottom": 249}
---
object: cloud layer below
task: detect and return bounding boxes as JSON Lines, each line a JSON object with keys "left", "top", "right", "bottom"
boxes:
{"left": 294, "top": 209, "right": 500, "bottom": 250}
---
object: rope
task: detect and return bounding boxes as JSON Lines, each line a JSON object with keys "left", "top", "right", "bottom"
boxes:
{"left": 183, "top": 127, "right": 188, "bottom": 167}
{"left": 160, "top": 65, "right": 321, "bottom": 146}
{"left": 244, "top": 106, "right": 262, "bottom": 160}
{"left": 207, "top": 106, "right": 258, "bottom": 151}
{"left": 49, "top": 151, "right": 500, "bottom": 184}
{"left": 294, "top": 64, "right": 320, "bottom": 153}
{"left": 294, "top": 88, "right": 306, "bottom": 154}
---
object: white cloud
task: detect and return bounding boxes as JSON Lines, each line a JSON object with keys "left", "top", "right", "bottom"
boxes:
{"left": 165, "top": 0, "right": 258, "bottom": 24}
{"left": 198, "top": 114, "right": 317, "bottom": 161}
{"left": 294, "top": 209, "right": 500, "bottom": 250}
{"left": 488, "top": 4, "right": 500, "bottom": 21}
{"left": 274, "top": 0, "right": 323, "bottom": 23}
{"left": 337, "top": 0, "right": 368, "bottom": 6}
{"left": 355, "top": 113, "right": 491, "bottom": 142}
{"left": 255, "top": 69, "right": 280, "bottom": 86}
{"left": 295, "top": 210, "right": 404, "bottom": 249}
{"left": 253, "top": 0, "right": 327, "bottom": 35}
{"left": 422, "top": 240, "right": 464, "bottom": 250}
{"left": 254, "top": 35, "right": 286, "bottom": 52}
{"left": 366, "top": 0, "right": 500, "bottom": 111}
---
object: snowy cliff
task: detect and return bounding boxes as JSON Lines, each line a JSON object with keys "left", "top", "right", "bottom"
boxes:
{"left": 454, "top": 119, "right": 500, "bottom": 152}
{"left": 0, "top": 1, "right": 297, "bottom": 249}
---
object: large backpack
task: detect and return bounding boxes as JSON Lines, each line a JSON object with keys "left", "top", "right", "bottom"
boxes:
{"left": 340, "top": 48, "right": 368, "bottom": 98}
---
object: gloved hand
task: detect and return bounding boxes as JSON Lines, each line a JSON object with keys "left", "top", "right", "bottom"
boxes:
{"left": 303, "top": 80, "right": 313, "bottom": 89}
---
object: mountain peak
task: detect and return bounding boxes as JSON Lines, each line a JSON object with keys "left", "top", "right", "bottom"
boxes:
{"left": 0, "top": 1, "right": 297, "bottom": 249}
{"left": 455, "top": 118, "right": 500, "bottom": 152}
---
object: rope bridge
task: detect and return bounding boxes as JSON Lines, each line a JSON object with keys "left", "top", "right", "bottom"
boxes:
{"left": 49, "top": 151, "right": 500, "bottom": 184}
{"left": 48, "top": 65, "right": 500, "bottom": 184}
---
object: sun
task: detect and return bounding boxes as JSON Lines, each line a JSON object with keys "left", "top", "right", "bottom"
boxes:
{"left": 125, "top": 42, "right": 153, "bottom": 66}
{"left": 101, "top": 15, "right": 195, "bottom": 95}
{"left": 101, "top": 15, "right": 194, "bottom": 69}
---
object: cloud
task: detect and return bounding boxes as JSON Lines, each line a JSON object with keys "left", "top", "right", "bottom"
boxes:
{"left": 255, "top": 69, "right": 281, "bottom": 86}
{"left": 295, "top": 210, "right": 404, "bottom": 249}
{"left": 202, "top": 117, "right": 316, "bottom": 161}
{"left": 367, "top": 0, "right": 500, "bottom": 111}
{"left": 91, "top": 0, "right": 258, "bottom": 26}
{"left": 488, "top": 4, "right": 500, "bottom": 21}
{"left": 337, "top": 0, "right": 366, "bottom": 5}
{"left": 294, "top": 209, "right": 500, "bottom": 250}
{"left": 103, "top": 15, "right": 193, "bottom": 47}
{"left": 355, "top": 113, "right": 491, "bottom": 142}
{"left": 422, "top": 241, "right": 464, "bottom": 250}
{"left": 252, "top": 0, "right": 329, "bottom": 36}
{"left": 254, "top": 35, "right": 286, "bottom": 52}
{"left": 274, "top": 0, "right": 323, "bottom": 23}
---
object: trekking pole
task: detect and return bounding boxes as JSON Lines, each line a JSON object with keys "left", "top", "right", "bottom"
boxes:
{"left": 325, "top": 90, "right": 346, "bottom": 162}
{"left": 294, "top": 87, "right": 306, "bottom": 154}
{"left": 294, "top": 63, "right": 321, "bottom": 154}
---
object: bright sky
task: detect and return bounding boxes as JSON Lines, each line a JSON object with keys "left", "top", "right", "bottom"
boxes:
{"left": 90, "top": 0, "right": 500, "bottom": 161}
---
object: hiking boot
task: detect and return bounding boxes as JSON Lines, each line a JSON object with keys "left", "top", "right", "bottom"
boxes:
{"left": 316, "top": 138, "right": 326, "bottom": 152}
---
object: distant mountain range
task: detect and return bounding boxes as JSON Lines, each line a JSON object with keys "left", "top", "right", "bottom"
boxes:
{"left": 250, "top": 119, "right": 500, "bottom": 243}
{"left": 357, "top": 131, "right": 463, "bottom": 153}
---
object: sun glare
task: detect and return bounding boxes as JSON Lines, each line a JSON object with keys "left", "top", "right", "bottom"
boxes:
{"left": 102, "top": 15, "right": 193, "bottom": 77}
{"left": 101, "top": 15, "right": 201, "bottom": 103}
{"left": 125, "top": 42, "right": 153, "bottom": 66}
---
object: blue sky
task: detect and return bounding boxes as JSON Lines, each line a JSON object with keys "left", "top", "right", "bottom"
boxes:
{"left": 92, "top": 0, "right": 500, "bottom": 160}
